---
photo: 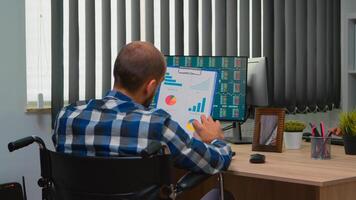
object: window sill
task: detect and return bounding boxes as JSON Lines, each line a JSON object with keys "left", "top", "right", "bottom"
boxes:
{"left": 26, "top": 107, "right": 51, "bottom": 113}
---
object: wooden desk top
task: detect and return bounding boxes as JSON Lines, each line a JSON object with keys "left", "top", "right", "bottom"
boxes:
{"left": 228, "top": 143, "right": 356, "bottom": 186}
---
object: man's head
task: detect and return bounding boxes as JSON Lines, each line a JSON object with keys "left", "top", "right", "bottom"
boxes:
{"left": 113, "top": 41, "right": 166, "bottom": 107}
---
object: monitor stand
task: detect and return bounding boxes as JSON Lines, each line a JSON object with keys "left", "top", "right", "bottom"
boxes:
{"left": 224, "top": 122, "right": 253, "bottom": 144}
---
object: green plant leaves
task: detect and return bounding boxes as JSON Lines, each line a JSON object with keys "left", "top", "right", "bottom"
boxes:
{"left": 340, "top": 110, "right": 356, "bottom": 136}
{"left": 284, "top": 120, "right": 306, "bottom": 132}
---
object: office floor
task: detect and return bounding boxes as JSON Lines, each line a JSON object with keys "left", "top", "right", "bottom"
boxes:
{"left": 223, "top": 109, "right": 341, "bottom": 138}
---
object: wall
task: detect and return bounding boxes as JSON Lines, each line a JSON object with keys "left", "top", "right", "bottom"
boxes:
{"left": 341, "top": 0, "right": 356, "bottom": 111}
{"left": 0, "top": 0, "right": 52, "bottom": 199}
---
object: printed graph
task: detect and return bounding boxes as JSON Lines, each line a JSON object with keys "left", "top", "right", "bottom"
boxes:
{"left": 164, "top": 72, "right": 182, "bottom": 87}
{"left": 188, "top": 98, "right": 206, "bottom": 113}
{"left": 164, "top": 56, "right": 248, "bottom": 121}
{"left": 165, "top": 95, "right": 177, "bottom": 106}
{"left": 186, "top": 119, "right": 196, "bottom": 132}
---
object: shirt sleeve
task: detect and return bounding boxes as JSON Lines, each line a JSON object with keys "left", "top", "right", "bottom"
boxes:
{"left": 51, "top": 107, "right": 69, "bottom": 151}
{"left": 160, "top": 118, "right": 233, "bottom": 175}
{"left": 52, "top": 109, "right": 62, "bottom": 147}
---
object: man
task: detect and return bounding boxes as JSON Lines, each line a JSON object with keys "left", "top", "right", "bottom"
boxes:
{"left": 53, "top": 41, "right": 233, "bottom": 176}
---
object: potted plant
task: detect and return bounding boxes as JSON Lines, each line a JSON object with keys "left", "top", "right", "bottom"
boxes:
{"left": 339, "top": 110, "right": 356, "bottom": 155}
{"left": 284, "top": 120, "right": 306, "bottom": 149}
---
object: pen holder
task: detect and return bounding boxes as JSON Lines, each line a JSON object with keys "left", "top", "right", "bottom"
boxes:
{"left": 310, "top": 137, "right": 331, "bottom": 160}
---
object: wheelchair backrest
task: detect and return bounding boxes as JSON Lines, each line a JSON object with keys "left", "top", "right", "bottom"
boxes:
{"left": 47, "top": 150, "right": 172, "bottom": 199}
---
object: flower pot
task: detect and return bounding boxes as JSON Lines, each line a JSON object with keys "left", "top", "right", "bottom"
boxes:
{"left": 343, "top": 135, "right": 356, "bottom": 155}
{"left": 284, "top": 132, "right": 303, "bottom": 149}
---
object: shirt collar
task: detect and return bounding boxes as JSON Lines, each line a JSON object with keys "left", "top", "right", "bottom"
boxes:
{"left": 104, "top": 90, "right": 147, "bottom": 110}
{"left": 105, "top": 90, "right": 132, "bottom": 101}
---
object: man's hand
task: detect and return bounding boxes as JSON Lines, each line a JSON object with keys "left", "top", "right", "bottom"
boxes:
{"left": 192, "top": 115, "right": 224, "bottom": 143}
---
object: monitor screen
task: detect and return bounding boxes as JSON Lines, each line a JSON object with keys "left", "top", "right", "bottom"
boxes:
{"left": 152, "top": 56, "right": 248, "bottom": 122}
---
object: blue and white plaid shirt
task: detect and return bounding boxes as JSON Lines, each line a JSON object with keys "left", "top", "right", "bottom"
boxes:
{"left": 52, "top": 90, "right": 233, "bottom": 174}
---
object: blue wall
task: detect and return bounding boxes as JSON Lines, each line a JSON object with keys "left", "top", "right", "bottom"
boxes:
{"left": 0, "top": 0, "right": 52, "bottom": 199}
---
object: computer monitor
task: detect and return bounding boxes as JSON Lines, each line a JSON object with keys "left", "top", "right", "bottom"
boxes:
{"left": 246, "top": 57, "right": 269, "bottom": 107}
{"left": 151, "top": 55, "right": 248, "bottom": 120}
{"left": 151, "top": 55, "right": 251, "bottom": 143}
{"left": 224, "top": 57, "right": 270, "bottom": 144}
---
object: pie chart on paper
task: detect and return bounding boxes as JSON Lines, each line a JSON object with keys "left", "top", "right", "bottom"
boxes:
{"left": 165, "top": 95, "right": 177, "bottom": 106}
{"left": 186, "top": 119, "right": 196, "bottom": 132}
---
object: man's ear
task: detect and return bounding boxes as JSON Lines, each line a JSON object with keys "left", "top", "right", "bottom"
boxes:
{"left": 145, "top": 79, "right": 158, "bottom": 95}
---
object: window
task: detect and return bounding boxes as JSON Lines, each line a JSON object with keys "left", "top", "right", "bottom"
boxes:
{"left": 26, "top": 0, "right": 52, "bottom": 107}
{"left": 26, "top": 0, "right": 260, "bottom": 108}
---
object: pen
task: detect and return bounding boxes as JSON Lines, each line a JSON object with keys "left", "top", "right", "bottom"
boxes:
{"left": 314, "top": 123, "right": 320, "bottom": 137}
{"left": 326, "top": 131, "right": 333, "bottom": 138}
{"left": 309, "top": 123, "right": 315, "bottom": 136}
{"left": 320, "top": 122, "right": 325, "bottom": 138}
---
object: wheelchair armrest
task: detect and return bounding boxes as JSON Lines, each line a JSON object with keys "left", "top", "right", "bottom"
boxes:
{"left": 140, "top": 141, "right": 163, "bottom": 158}
{"left": 136, "top": 185, "right": 161, "bottom": 200}
{"left": 175, "top": 172, "right": 211, "bottom": 194}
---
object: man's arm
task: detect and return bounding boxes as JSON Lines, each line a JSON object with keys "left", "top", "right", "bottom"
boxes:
{"left": 161, "top": 116, "right": 233, "bottom": 175}
{"left": 52, "top": 106, "right": 71, "bottom": 151}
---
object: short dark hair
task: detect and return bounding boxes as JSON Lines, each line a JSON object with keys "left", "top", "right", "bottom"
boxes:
{"left": 113, "top": 42, "right": 166, "bottom": 92}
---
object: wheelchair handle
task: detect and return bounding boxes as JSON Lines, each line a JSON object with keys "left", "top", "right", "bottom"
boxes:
{"left": 8, "top": 136, "right": 46, "bottom": 152}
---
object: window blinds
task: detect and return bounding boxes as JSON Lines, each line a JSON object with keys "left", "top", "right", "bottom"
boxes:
{"left": 51, "top": 0, "right": 341, "bottom": 126}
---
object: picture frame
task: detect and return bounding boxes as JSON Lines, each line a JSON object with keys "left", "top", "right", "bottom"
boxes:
{"left": 252, "top": 108, "right": 286, "bottom": 153}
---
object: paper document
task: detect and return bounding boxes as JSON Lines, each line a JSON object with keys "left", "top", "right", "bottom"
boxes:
{"left": 156, "top": 67, "right": 217, "bottom": 135}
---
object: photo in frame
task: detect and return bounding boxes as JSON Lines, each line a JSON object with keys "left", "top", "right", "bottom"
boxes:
{"left": 252, "top": 108, "right": 286, "bottom": 153}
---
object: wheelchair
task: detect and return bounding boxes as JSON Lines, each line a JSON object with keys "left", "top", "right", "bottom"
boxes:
{"left": 8, "top": 136, "right": 226, "bottom": 200}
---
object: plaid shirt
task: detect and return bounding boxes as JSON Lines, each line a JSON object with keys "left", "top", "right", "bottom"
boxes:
{"left": 52, "top": 90, "right": 233, "bottom": 174}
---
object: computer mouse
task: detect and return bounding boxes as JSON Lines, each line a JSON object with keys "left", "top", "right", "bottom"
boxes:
{"left": 250, "top": 153, "right": 266, "bottom": 164}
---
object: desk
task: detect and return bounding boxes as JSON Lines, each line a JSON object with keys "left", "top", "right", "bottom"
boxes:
{"left": 178, "top": 143, "right": 356, "bottom": 200}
